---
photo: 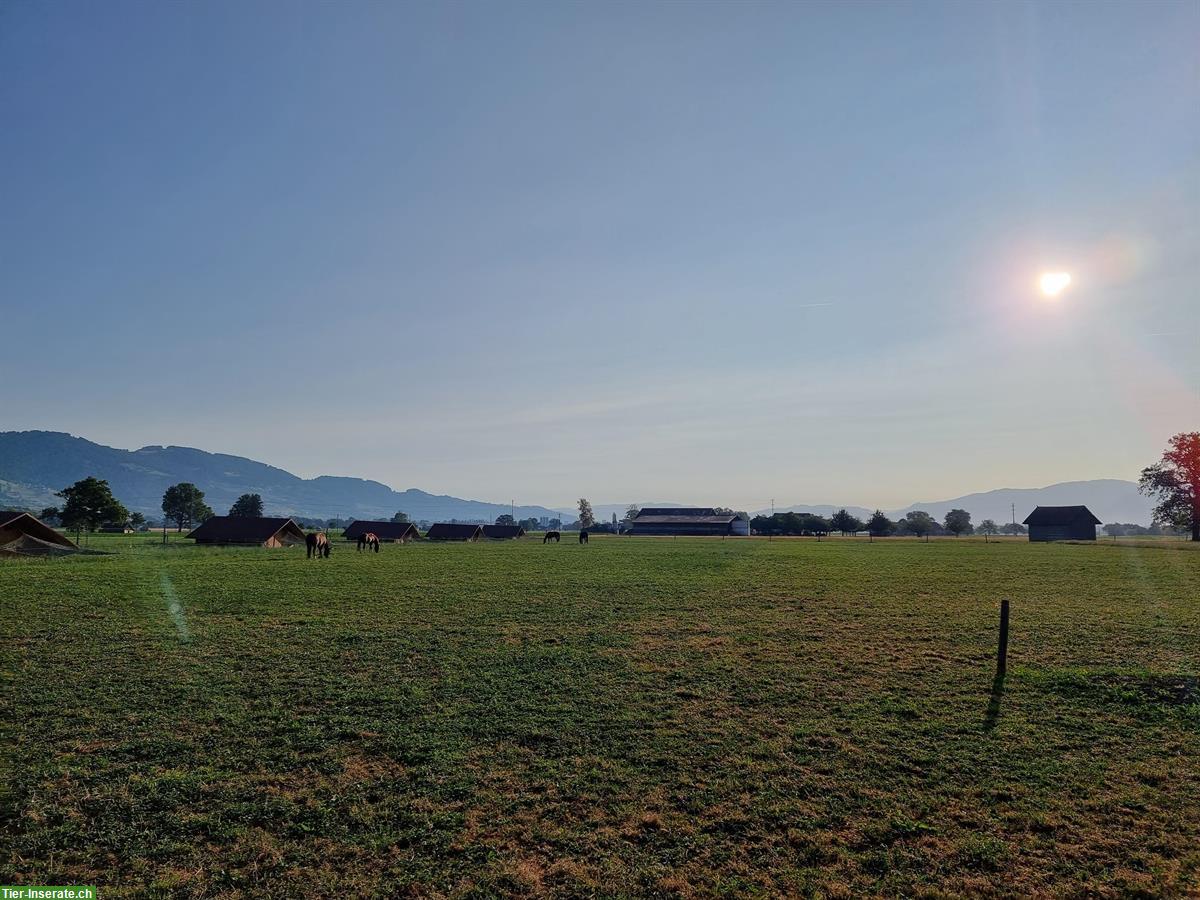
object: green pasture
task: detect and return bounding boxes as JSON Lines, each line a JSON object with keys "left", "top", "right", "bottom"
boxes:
{"left": 1, "top": 534, "right": 1198, "bottom": 896}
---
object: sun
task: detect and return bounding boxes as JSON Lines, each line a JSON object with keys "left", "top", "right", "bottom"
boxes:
{"left": 1039, "top": 271, "right": 1072, "bottom": 298}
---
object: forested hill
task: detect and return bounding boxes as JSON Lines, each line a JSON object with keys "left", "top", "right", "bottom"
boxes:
{"left": 0, "top": 431, "right": 560, "bottom": 522}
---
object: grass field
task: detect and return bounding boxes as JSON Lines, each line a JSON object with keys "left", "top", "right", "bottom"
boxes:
{"left": 2, "top": 534, "right": 1198, "bottom": 897}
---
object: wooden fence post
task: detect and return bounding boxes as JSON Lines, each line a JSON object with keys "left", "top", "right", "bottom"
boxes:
{"left": 997, "top": 598, "right": 1010, "bottom": 678}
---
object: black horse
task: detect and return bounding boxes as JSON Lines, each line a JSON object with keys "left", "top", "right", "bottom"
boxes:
{"left": 578, "top": 530, "right": 589, "bottom": 544}
{"left": 306, "top": 532, "right": 331, "bottom": 559}
{"left": 543, "top": 531, "right": 560, "bottom": 544}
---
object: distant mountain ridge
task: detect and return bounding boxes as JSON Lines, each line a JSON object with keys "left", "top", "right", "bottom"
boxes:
{"left": 756, "top": 479, "right": 1154, "bottom": 527}
{"left": 0, "top": 431, "right": 561, "bottom": 522}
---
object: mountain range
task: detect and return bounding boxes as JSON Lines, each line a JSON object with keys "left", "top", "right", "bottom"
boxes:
{"left": 0, "top": 431, "right": 1155, "bottom": 526}
{"left": 0, "top": 431, "right": 560, "bottom": 523}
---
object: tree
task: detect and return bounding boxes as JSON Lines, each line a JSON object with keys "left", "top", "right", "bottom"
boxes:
{"left": 978, "top": 519, "right": 999, "bottom": 542}
{"left": 830, "top": 508, "right": 864, "bottom": 536}
{"left": 1139, "top": 432, "right": 1200, "bottom": 541}
{"left": 1000, "top": 522, "right": 1027, "bottom": 536}
{"left": 867, "top": 510, "right": 892, "bottom": 537}
{"left": 129, "top": 512, "right": 146, "bottom": 529}
{"left": 944, "top": 508, "right": 972, "bottom": 537}
{"left": 622, "top": 504, "right": 640, "bottom": 527}
{"left": 39, "top": 506, "right": 61, "bottom": 525}
{"left": 229, "top": 493, "right": 264, "bottom": 517}
{"left": 518, "top": 517, "right": 539, "bottom": 531}
{"left": 391, "top": 511, "right": 410, "bottom": 523}
{"left": 162, "top": 483, "right": 212, "bottom": 532}
{"left": 495, "top": 514, "right": 515, "bottom": 526}
{"left": 548, "top": 517, "right": 562, "bottom": 531}
{"left": 577, "top": 498, "right": 595, "bottom": 529}
{"left": 905, "top": 510, "right": 936, "bottom": 542}
{"left": 57, "top": 477, "right": 128, "bottom": 536}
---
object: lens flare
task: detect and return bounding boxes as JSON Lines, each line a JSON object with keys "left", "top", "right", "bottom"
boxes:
{"left": 1039, "top": 271, "right": 1072, "bottom": 298}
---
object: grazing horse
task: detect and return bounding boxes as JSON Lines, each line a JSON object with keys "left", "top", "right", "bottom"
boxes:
{"left": 543, "top": 530, "right": 560, "bottom": 544}
{"left": 578, "top": 529, "right": 589, "bottom": 545}
{"left": 358, "top": 532, "right": 380, "bottom": 553}
{"left": 306, "top": 532, "right": 331, "bottom": 559}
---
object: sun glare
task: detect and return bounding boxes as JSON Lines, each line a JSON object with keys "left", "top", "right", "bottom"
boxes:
{"left": 1039, "top": 271, "right": 1072, "bottom": 298}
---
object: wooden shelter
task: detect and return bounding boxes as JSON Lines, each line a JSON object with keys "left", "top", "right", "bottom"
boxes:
{"left": 482, "top": 524, "right": 526, "bottom": 540}
{"left": 0, "top": 511, "right": 79, "bottom": 557}
{"left": 341, "top": 520, "right": 420, "bottom": 543}
{"left": 425, "top": 523, "right": 483, "bottom": 541}
{"left": 1023, "top": 505, "right": 1102, "bottom": 542}
{"left": 629, "top": 508, "right": 750, "bottom": 537}
{"left": 186, "top": 516, "right": 307, "bottom": 547}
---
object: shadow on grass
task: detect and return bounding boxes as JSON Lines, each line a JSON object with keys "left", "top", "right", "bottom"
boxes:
{"left": 983, "top": 672, "right": 1005, "bottom": 731}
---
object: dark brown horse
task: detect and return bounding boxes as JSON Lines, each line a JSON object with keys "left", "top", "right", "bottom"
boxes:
{"left": 306, "top": 532, "right": 331, "bottom": 559}
{"left": 578, "top": 530, "right": 589, "bottom": 544}
{"left": 358, "top": 532, "right": 380, "bottom": 553}
{"left": 543, "top": 530, "right": 560, "bottom": 544}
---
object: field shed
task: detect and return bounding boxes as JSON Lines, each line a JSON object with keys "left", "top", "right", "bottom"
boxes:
{"left": 482, "top": 524, "right": 526, "bottom": 540}
{"left": 187, "top": 516, "right": 307, "bottom": 547}
{"left": 630, "top": 508, "right": 750, "bottom": 537}
{"left": 342, "top": 521, "right": 421, "bottom": 543}
{"left": 0, "top": 511, "right": 79, "bottom": 557}
{"left": 426, "top": 523, "right": 484, "bottom": 541}
{"left": 1023, "top": 505, "right": 1102, "bottom": 542}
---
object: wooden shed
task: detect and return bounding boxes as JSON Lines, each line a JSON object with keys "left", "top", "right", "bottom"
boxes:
{"left": 1023, "top": 505, "right": 1102, "bottom": 542}
{"left": 342, "top": 521, "right": 421, "bottom": 543}
{"left": 629, "top": 508, "right": 750, "bottom": 537}
{"left": 481, "top": 524, "right": 526, "bottom": 540}
{"left": 425, "top": 523, "right": 483, "bottom": 541}
{"left": 0, "top": 511, "right": 79, "bottom": 557}
{"left": 186, "top": 516, "right": 307, "bottom": 547}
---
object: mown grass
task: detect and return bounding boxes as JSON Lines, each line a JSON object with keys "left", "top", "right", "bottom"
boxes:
{"left": 1, "top": 534, "right": 1198, "bottom": 897}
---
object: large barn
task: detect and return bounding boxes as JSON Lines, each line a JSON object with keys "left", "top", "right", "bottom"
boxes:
{"left": 342, "top": 521, "right": 421, "bottom": 543}
{"left": 187, "top": 516, "right": 307, "bottom": 547}
{"left": 0, "top": 511, "right": 79, "bottom": 557}
{"left": 1023, "top": 505, "right": 1102, "bottom": 542}
{"left": 629, "top": 508, "right": 750, "bottom": 537}
{"left": 481, "top": 524, "right": 526, "bottom": 540}
{"left": 425, "top": 523, "right": 484, "bottom": 541}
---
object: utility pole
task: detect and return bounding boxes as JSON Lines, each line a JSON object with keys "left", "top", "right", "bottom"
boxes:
{"left": 770, "top": 498, "right": 774, "bottom": 542}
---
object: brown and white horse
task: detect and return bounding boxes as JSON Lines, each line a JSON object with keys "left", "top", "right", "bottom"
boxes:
{"left": 358, "top": 532, "right": 380, "bottom": 553}
{"left": 306, "top": 532, "right": 331, "bottom": 559}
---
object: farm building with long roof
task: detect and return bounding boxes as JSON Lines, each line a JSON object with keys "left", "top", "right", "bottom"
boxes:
{"left": 481, "top": 524, "right": 526, "bottom": 539}
{"left": 629, "top": 508, "right": 750, "bottom": 537}
{"left": 342, "top": 521, "right": 421, "bottom": 543}
{"left": 187, "top": 516, "right": 307, "bottom": 547}
{"left": 0, "top": 511, "right": 79, "bottom": 556}
{"left": 425, "top": 523, "right": 484, "bottom": 541}
{"left": 1023, "top": 505, "right": 1102, "bottom": 542}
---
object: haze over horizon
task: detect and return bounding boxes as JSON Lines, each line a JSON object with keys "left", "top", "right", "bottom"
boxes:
{"left": 4, "top": 1, "right": 1197, "bottom": 511}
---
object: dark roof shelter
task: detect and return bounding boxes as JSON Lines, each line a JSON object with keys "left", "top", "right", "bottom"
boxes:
{"left": 0, "top": 511, "right": 79, "bottom": 556}
{"left": 630, "top": 508, "right": 750, "bottom": 537}
{"left": 187, "top": 516, "right": 307, "bottom": 547}
{"left": 342, "top": 520, "right": 421, "bottom": 542}
{"left": 1023, "top": 505, "right": 1102, "bottom": 542}
{"left": 425, "top": 523, "right": 484, "bottom": 541}
{"left": 482, "top": 524, "right": 526, "bottom": 540}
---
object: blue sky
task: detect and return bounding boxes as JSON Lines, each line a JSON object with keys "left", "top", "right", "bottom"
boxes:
{"left": 2, "top": 0, "right": 1197, "bottom": 509}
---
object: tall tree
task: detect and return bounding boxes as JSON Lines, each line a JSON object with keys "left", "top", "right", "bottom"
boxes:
{"left": 867, "top": 510, "right": 892, "bottom": 537}
{"left": 577, "top": 498, "right": 595, "bottom": 529}
{"left": 622, "top": 504, "right": 641, "bottom": 526}
{"left": 978, "top": 519, "right": 999, "bottom": 542}
{"left": 229, "top": 493, "right": 264, "bottom": 517}
{"left": 830, "top": 509, "right": 863, "bottom": 535}
{"left": 943, "top": 508, "right": 972, "bottom": 537}
{"left": 905, "top": 510, "right": 936, "bottom": 542}
{"left": 391, "top": 511, "right": 410, "bottom": 523}
{"left": 129, "top": 512, "right": 146, "bottom": 529}
{"left": 38, "top": 506, "right": 61, "bottom": 525}
{"left": 162, "top": 483, "right": 212, "bottom": 532}
{"left": 495, "top": 514, "right": 515, "bottom": 526}
{"left": 1139, "top": 432, "right": 1200, "bottom": 541}
{"left": 57, "top": 477, "right": 128, "bottom": 536}
{"left": 548, "top": 518, "right": 562, "bottom": 531}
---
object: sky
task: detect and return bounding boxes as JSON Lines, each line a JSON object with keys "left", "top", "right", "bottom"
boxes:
{"left": 2, "top": 0, "right": 1197, "bottom": 510}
